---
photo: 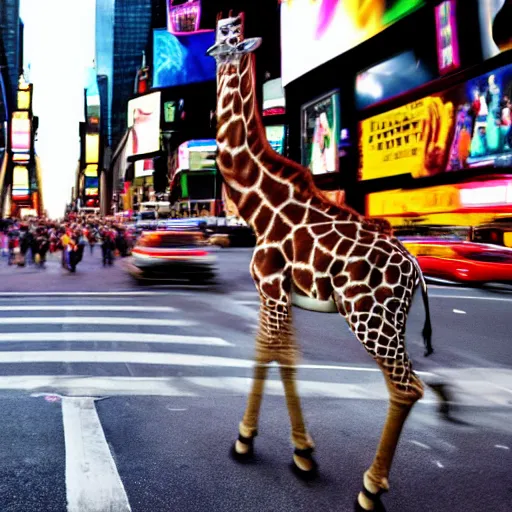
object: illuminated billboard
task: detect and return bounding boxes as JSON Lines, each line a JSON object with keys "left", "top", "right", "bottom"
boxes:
{"left": 85, "top": 176, "right": 99, "bottom": 197}
{"left": 265, "top": 125, "right": 286, "bottom": 155}
{"left": 301, "top": 90, "right": 340, "bottom": 175}
{"left": 127, "top": 91, "right": 161, "bottom": 158}
{"left": 281, "top": 0, "right": 425, "bottom": 86}
{"left": 11, "top": 112, "right": 31, "bottom": 153}
{"left": 85, "top": 134, "right": 99, "bottom": 164}
{"left": 153, "top": 29, "right": 216, "bottom": 89}
{"left": 263, "top": 78, "right": 285, "bottom": 116}
{"left": 356, "top": 51, "right": 434, "bottom": 110}
{"left": 435, "top": 0, "right": 460, "bottom": 75}
{"left": 12, "top": 165, "right": 30, "bottom": 199}
{"left": 367, "top": 178, "right": 512, "bottom": 218}
{"left": 479, "top": 0, "right": 512, "bottom": 60}
{"left": 359, "top": 61, "right": 512, "bottom": 181}
{"left": 167, "top": 0, "right": 202, "bottom": 34}
{"left": 135, "top": 159, "right": 154, "bottom": 178}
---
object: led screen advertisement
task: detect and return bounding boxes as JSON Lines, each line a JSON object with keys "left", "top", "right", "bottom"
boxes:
{"left": 85, "top": 176, "right": 99, "bottom": 197}
{"left": 265, "top": 125, "right": 286, "bottom": 155}
{"left": 356, "top": 51, "right": 435, "bottom": 110}
{"left": 479, "top": 0, "right": 512, "bottom": 60}
{"left": 281, "top": 0, "right": 425, "bottom": 86}
{"left": 302, "top": 90, "right": 340, "bottom": 175}
{"left": 12, "top": 165, "right": 30, "bottom": 199}
{"left": 11, "top": 112, "right": 31, "bottom": 153}
{"left": 153, "top": 29, "right": 216, "bottom": 89}
{"left": 127, "top": 92, "right": 161, "bottom": 159}
{"left": 359, "top": 61, "right": 512, "bottom": 181}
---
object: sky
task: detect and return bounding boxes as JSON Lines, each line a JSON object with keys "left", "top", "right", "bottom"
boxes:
{"left": 20, "top": 0, "right": 96, "bottom": 218}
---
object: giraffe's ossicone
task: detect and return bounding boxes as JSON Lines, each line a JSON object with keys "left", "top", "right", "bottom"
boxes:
{"left": 208, "top": 11, "right": 435, "bottom": 512}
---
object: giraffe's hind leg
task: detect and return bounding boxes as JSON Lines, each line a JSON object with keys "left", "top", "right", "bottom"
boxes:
{"left": 333, "top": 263, "right": 424, "bottom": 510}
{"left": 355, "top": 357, "right": 424, "bottom": 511}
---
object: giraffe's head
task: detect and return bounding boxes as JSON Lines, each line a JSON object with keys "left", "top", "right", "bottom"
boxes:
{"left": 206, "top": 12, "right": 262, "bottom": 61}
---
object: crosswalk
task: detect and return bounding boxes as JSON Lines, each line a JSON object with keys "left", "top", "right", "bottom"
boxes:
{"left": 0, "top": 292, "right": 510, "bottom": 511}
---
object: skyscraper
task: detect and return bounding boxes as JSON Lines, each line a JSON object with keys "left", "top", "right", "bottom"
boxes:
{"left": 96, "top": 0, "right": 153, "bottom": 151}
{"left": 0, "top": 0, "right": 20, "bottom": 106}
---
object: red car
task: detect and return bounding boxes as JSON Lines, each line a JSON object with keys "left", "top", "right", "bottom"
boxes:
{"left": 400, "top": 238, "right": 512, "bottom": 284}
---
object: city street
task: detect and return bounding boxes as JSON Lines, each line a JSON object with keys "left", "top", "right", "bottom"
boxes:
{"left": 0, "top": 248, "right": 511, "bottom": 512}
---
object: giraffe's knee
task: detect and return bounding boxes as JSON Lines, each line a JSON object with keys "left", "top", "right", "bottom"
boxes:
{"left": 390, "top": 374, "right": 424, "bottom": 405}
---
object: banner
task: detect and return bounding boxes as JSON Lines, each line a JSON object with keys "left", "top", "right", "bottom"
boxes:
{"left": 359, "top": 60, "right": 512, "bottom": 181}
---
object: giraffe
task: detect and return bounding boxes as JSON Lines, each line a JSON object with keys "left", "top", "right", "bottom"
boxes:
{"left": 207, "top": 12, "right": 434, "bottom": 511}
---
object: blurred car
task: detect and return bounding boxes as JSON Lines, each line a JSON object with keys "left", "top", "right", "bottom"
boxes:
{"left": 126, "top": 227, "right": 216, "bottom": 283}
{"left": 400, "top": 238, "right": 512, "bottom": 284}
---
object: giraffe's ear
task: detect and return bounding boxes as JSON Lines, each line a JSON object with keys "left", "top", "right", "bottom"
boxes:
{"left": 236, "top": 37, "right": 262, "bottom": 54}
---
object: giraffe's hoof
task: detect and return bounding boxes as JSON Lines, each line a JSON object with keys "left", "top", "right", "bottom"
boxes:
{"left": 354, "top": 499, "right": 387, "bottom": 511}
{"left": 355, "top": 486, "right": 387, "bottom": 511}
{"left": 291, "top": 447, "right": 318, "bottom": 481}
{"left": 230, "top": 432, "right": 256, "bottom": 462}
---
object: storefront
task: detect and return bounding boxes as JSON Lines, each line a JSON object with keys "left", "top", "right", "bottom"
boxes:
{"left": 281, "top": 0, "right": 512, "bottom": 223}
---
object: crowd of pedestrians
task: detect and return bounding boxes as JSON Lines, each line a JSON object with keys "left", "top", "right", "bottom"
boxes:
{"left": 0, "top": 214, "right": 134, "bottom": 272}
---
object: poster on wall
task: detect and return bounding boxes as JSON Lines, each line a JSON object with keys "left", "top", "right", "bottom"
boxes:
{"left": 302, "top": 90, "right": 340, "bottom": 175}
{"left": 359, "top": 61, "right": 512, "bottom": 180}
{"left": 479, "top": 0, "right": 512, "bottom": 60}
{"left": 153, "top": 29, "right": 216, "bottom": 89}
{"left": 127, "top": 91, "right": 161, "bottom": 158}
{"left": 281, "top": 0, "right": 425, "bottom": 86}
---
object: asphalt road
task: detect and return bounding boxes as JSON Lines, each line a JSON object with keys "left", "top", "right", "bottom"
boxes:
{"left": 0, "top": 248, "right": 510, "bottom": 511}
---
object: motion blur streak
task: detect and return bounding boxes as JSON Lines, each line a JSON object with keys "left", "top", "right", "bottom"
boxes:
{"left": 20, "top": 0, "right": 96, "bottom": 218}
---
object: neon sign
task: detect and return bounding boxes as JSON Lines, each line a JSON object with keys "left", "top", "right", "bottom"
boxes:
{"left": 435, "top": 0, "right": 460, "bottom": 74}
{"left": 167, "top": 0, "right": 202, "bottom": 34}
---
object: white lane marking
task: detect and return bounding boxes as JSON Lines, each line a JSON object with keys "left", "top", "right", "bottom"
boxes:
{"left": 431, "top": 294, "right": 512, "bottom": 302}
{"left": 0, "top": 305, "right": 177, "bottom": 312}
{"left": 0, "top": 332, "right": 232, "bottom": 346}
{"left": 0, "top": 351, "right": 431, "bottom": 376}
{"left": 0, "top": 317, "right": 194, "bottom": 327}
{"left": 452, "top": 309, "right": 466, "bottom": 314}
{"left": 495, "top": 445, "right": 510, "bottom": 450}
{"left": 12, "top": 375, "right": 433, "bottom": 402}
{"left": 435, "top": 461, "right": 444, "bottom": 468}
{"left": 0, "top": 291, "right": 170, "bottom": 297}
{"left": 167, "top": 408, "right": 187, "bottom": 412}
{"left": 62, "top": 397, "right": 131, "bottom": 512}
{"left": 238, "top": 300, "right": 260, "bottom": 306}
{"left": 410, "top": 440, "right": 431, "bottom": 450}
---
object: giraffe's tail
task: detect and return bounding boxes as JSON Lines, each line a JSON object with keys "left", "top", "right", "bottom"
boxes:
{"left": 413, "top": 258, "right": 434, "bottom": 357}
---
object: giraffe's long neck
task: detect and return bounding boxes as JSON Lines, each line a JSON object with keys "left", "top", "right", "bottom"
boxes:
{"left": 215, "top": 54, "right": 266, "bottom": 217}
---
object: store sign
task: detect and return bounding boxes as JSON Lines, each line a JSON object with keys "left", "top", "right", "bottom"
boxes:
{"left": 367, "top": 185, "right": 461, "bottom": 217}
{"left": 367, "top": 178, "right": 512, "bottom": 217}
{"left": 359, "top": 60, "right": 512, "bottom": 180}
{"left": 435, "top": 0, "right": 460, "bottom": 74}
{"left": 281, "top": 0, "right": 425, "bottom": 86}
{"left": 11, "top": 111, "right": 31, "bottom": 153}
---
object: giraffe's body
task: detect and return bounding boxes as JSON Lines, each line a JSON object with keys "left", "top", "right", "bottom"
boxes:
{"left": 208, "top": 13, "right": 433, "bottom": 511}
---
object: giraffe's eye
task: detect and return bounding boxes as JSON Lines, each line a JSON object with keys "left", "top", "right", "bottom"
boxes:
{"left": 220, "top": 26, "right": 229, "bottom": 35}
